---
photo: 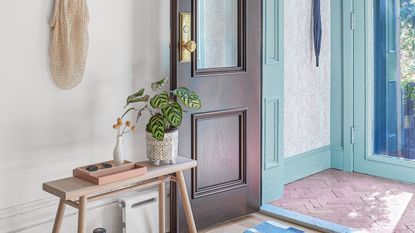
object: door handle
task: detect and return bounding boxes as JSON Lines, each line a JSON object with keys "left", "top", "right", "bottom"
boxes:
{"left": 180, "top": 13, "right": 196, "bottom": 62}
{"left": 184, "top": 40, "right": 197, "bottom": 53}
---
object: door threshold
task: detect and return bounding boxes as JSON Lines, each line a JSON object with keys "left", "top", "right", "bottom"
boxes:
{"left": 260, "top": 204, "right": 355, "bottom": 233}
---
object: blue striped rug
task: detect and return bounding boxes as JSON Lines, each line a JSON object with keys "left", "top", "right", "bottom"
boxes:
{"left": 244, "top": 221, "right": 305, "bottom": 233}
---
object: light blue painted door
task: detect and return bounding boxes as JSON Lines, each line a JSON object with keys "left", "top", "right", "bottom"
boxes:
{"left": 352, "top": 0, "right": 415, "bottom": 183}
{"left": 262, "top": 0, "right": 285, "bottom": 203}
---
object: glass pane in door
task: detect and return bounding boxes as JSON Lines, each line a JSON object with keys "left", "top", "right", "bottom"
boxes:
{"left": 373, "top": 0, "right": 415, "bottom": 160}
{"left": 196, "top": 0, "right": 239, "bottom": 69}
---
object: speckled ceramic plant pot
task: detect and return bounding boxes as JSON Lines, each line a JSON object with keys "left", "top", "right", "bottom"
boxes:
{"left": 146, "top": 130, "right": 178, "bottom": 166}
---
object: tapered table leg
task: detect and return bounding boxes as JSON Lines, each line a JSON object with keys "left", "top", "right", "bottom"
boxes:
{"left": 52, "top": 199, "right": 66, "bottom": 233}
{"left": 176, "top": 171, "right": 197, "bottom": 233}
{"left": 77, "top": 196, "right": 87, "bottom": 233}
{"left": 159, "top": 178, "right": 166, "bottom": 233}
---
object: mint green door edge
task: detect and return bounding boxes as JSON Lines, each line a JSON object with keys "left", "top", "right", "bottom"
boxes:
{"left": 331, "top": 0, "right": 355, "bottom": 172}
{"left": 343, "top": 0, "right": 355, "bottom": 173}
{"left": 261, "top": 0, "right": 285, "bottom": 204}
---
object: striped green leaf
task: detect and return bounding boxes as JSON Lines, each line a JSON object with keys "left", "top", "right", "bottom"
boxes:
{"left": 162, "top": 102, "right": 183, "bottom": 127}
{"left": 149, "top": 92, "right": 170, "bottom": 109}
{"left": 173, "top": 87, "right": 202, "bottom": 110}
{"left": 163, "top": 116, "right": 171, "bottom": 131}
{"left": 151, "top": 78, "right": 168, "bottom": 91}
{"left": 147, "top": 114, "right": 165, "bottom": 141}
{"left": 126, "top": 95, "right": 149, "bottom": 107}
{"left": 125, "top": 88, "right": 148, "bottom": 107}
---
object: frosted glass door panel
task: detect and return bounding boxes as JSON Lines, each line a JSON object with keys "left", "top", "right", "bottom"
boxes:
{"left": 197, "top": 0, "right": 239, "bottom": 69}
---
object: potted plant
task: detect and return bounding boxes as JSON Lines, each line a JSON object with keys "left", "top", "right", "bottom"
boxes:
{"left": 121, "top": 78, "right": 201, "bottom": 165}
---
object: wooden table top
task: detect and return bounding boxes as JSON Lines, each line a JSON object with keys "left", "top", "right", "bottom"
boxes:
{"left": 43, "top": 157, "right": 197, "bottom": 200}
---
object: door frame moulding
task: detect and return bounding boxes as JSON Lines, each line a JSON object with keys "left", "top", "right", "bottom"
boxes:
{"left": 261, "top": 0, "right": 285, "bottom": 204}
{"left": 351, "top": 0, "right": 415, "bottom": 184}
{"left": 330, "top": 0, "right": 355, "bottom": 172}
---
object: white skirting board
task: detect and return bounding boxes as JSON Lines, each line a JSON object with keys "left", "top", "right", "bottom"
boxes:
{"left": 0, "top": 187, "right": 170, "bottom": 233}
{"left": 0, "top": 198, "right": 122, "bottom": 233}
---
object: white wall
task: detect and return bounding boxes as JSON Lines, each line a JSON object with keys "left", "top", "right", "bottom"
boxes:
{"left": 132, "top": 0, "right": 171, "bottom": 159}
{"left": 283, "top": 0, "right": 331, "bottom": 157}
{"left": 0, "top": 0, "right": 169, "bottom": 232}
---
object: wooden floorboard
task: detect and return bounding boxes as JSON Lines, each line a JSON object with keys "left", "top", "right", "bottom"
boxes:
{"left": 199, "top": 213, "right": 322, "bottom": 233}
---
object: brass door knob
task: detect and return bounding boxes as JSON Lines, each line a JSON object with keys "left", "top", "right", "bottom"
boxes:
{"left": 184, "top": 41, "right": 197, "bottom": 53}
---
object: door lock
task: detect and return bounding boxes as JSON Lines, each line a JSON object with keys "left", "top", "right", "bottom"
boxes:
{"left": 180, "top": 13, "right": 196, "bottom": 62}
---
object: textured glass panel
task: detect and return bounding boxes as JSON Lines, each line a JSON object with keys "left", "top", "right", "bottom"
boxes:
{"left": 197, "top": 0, "right": 238, "bottom": 69}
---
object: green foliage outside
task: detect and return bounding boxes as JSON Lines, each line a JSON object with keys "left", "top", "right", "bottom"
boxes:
{"left": 400, "top": 0, "right": 415, "bottom": 106}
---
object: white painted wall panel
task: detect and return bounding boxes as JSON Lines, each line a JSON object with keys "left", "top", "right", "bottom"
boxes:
{"left": 0, "top": 0, "right": 170, "bottom": 231}
{"left": 283, "top": 0, "right": 331, "bottom": 157}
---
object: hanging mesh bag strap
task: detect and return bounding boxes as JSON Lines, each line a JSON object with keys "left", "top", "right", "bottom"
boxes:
{"left": 49, "top": 0, "right": 89, "bottom": 90}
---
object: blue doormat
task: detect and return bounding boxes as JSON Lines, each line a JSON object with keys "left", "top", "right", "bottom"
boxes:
{"left": 244, "top": 221, "right": 305, "bottom": 233}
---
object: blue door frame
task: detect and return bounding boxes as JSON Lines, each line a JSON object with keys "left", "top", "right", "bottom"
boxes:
{"left": 331, "top": 0, "right": 355, "bottom": 172}
{"left": 352, "top": 0, "right": 415, "bottom": 183}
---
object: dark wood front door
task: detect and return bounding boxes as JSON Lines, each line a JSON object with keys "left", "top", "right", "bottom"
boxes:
{"left": 170, "top": 0, "right": 261, "bottom": 231}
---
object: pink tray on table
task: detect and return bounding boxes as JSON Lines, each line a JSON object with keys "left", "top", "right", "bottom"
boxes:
{"left": 73, "top": 161, "right": 147, "bottom": 185}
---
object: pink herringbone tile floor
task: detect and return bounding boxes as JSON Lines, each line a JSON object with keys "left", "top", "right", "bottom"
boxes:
{"left": 269, "top": 169, "right": 415, "bottom": 233}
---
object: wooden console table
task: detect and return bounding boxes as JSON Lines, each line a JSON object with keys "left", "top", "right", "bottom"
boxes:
{"left": 43, "top": 157, "right": 197, "bottom": 233}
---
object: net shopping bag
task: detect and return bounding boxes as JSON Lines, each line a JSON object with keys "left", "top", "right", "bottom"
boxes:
{"left": 50, "top": 0, "right": 89, "bottom": 90}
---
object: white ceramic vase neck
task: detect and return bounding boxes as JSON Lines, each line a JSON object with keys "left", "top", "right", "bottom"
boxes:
{"left": 113, "top": 136, "right": 125, "bottom": 166}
